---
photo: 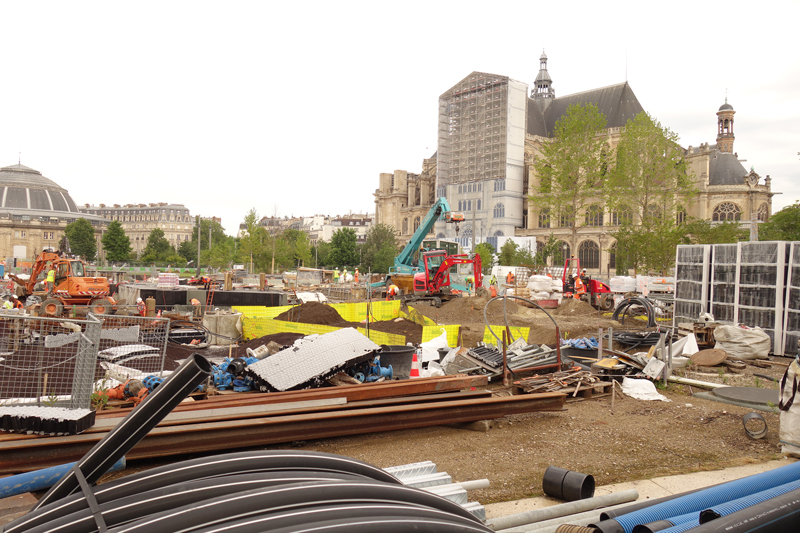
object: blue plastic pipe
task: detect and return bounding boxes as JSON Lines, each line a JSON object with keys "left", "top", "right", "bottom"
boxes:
{"left": 0, "top": 457, "right": 126, "bottom": 499}
{"left": 614, "top": 460, "right": 800, "bottom": 533}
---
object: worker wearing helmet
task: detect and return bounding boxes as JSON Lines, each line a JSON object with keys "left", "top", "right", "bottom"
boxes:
{"left": 573, "top": 275, "right": 586, "bottom": 300}
{"left": 11, "top": 295, "right": 23, "bottom": 310}
{"left": 386, "top": 284, "right": 401, "bottom": 301}
{"left": 2, "top": 298, "right": 13, "bottom": 310}
{"left": 45, "top": 266, "right": 55, "bottom": 294}
{"left": 136, "top": 297, "right": 146, "bottom": 316}
{"left": 354, "top": 269, "right": 359, "bottom": 284}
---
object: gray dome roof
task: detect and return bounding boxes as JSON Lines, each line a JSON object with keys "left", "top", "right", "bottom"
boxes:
{"left": 718, "top": 101, "right": 734, "bottom": 111}
{"left": 709, "top": 151, "right": 747, "bottom": 186}
{"left": 0, "top": 163, "right": 80, "bottom": 213}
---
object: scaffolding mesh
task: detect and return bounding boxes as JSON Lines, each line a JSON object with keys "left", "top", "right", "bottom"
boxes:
{"left": 438, "top": 73, "right": 510, "bottom": 186}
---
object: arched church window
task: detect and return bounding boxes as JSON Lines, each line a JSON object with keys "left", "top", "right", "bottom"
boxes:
{"left": 712, "top": 202, "right": 741, "bottom": 222}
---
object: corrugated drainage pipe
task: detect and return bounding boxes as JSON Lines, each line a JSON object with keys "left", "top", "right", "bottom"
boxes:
{"left": 34, "top": 352, "right": 212, "bottom": 509}
{"left": 595, "top": 460, "right": 800, "bottom": 533}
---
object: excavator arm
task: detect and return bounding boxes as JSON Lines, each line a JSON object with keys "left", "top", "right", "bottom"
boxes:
{"left": 429, "top": 253, "right": 482, "bottom": 292}
{"left": 391, "top": 197, "right": 461, "bottom": 275}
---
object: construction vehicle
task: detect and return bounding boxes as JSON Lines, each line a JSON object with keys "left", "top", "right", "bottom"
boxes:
{"left": 8, "top": 251, "right": 113, "bottom": 316}
{"left": 376, "top": 197, "right": 465, "bottom": 296}
{"left": 405, "top": 249, "right": 483, "bottom": 307}
{"left": 562, "top": 257, "right": 614, "bottom": 311}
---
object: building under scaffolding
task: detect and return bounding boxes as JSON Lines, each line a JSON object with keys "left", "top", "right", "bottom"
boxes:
{"left": 435, "top": 72, "right": 528, "bottom": 249}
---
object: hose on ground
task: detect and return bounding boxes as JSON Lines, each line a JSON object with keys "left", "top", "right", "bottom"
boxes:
{"left": 612, "top": 297, "right": 657, "bottom": 328}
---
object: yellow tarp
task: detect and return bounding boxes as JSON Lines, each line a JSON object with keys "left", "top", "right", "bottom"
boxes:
{"left": 422, "top": 324, "right": 460, "bottom": 346}
{"left": 482, "top": 325, "right": 530, "bottom": 345}
{"left": 240, "top": 317, "right": 405, "bottom": 345}
{"left": 234, "top": 300, "right": 401, "bottom": 322}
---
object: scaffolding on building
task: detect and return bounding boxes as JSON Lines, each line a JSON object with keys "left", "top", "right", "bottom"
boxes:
{"left": 438, "top": 73, "right": 510, "bottom": 186}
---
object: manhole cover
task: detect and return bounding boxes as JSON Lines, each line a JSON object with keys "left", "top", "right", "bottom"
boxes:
{"left": 712, "top": 386, "right": 779, "bottom": 406}
{"left": 691, "top": 349, "right": 727, "bottom": 367}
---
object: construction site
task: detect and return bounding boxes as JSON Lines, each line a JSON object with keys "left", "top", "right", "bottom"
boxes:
{"left": 0, "top": 234, "right": 798, "bottom": 532}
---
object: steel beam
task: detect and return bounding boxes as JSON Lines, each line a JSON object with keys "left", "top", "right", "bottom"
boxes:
{"left": 0, "top": 393, "right": 564, "bottom": 474}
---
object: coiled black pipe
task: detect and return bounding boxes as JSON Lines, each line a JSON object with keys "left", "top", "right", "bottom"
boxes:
{"left": 605, "top": 331, "right": 663, "bottom": 349}
{"left": 6, "top": 450, "right": 401, "bottom": 533}
{"left": 106, "top": 480, "right": 489, "bottom": 533}
{"left": 34, "top": 353, "right": 213, "bottom": 509}
{"left": 612, "top": 297, "right": 657, "bottom": 328}
{"left": 191, "top": 503, "right": 493, "bottom": 533}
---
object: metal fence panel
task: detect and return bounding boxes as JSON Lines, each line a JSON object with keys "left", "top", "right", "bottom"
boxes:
{"left": 0, "top": 312, "right": 169, "bottom": 410}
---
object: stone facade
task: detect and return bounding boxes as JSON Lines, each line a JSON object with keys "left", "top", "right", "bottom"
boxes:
{"left": 79, "top": 203, "right": 194, "bottom": 254}
{"left": 374, "top": 153, "right": 437, "bottom": 244}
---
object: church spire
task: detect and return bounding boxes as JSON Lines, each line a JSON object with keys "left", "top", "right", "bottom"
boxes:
{"left": 716, "top": 96, "right": 735, "bottom": 153}
{"left": 532, "top": 50, "right": 555, "bottom": 100}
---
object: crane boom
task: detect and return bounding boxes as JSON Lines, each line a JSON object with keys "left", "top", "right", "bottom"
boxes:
{"left": 392, "top": 197, "right": 457, "bottom": 275}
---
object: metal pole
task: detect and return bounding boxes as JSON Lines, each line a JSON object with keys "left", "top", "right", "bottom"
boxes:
{"left": 502, "top": 329, "right": 509, "bottom": 387}
{"left": 195, "top": 215, "right": 201, "bottom": 279}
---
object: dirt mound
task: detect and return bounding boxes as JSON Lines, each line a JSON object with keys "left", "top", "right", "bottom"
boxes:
{"left": 274, "top": 302, "right": 424, "bottom": 344}
{"left": 275, "top": 301, "right": 345, "bottom": 325}
{"left": 552, "top": 298, "right": 598, "bottom": 316}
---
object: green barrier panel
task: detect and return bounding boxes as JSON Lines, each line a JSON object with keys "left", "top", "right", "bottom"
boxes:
{"left": 422, "top": 324, "right": 459, "bottom": 346}
{"left": 482, "top": 325, "right": 530, "bottom": 345}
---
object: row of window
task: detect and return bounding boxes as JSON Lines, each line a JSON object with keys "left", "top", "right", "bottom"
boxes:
{"left": 457, "top": 183, "right": 482, "bottom": 194}
{"left": 536, "top": 202, "right": 770, "bottom": 228}
{"left": 13, "top": 230, "right": 55, "bottom": 239}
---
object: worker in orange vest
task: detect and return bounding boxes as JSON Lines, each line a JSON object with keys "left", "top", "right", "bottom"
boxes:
{"left": 136, "top": 297, "right": 146, "bottom": 316}
{"left": 573, "top": 275, "right": 586, "bottom": 300}
{"left": 386, "top": 284, "right": 401, "bottom": 301}
{"left": 354, "top": 269, "right": 359, "bottom": 283}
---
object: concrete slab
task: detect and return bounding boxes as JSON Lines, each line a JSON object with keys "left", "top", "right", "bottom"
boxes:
{"left": 484, "top": 458, "right": 795, "bottom": 519}
{"left": 713, "top": 386, "right": 780, "bottom": 406}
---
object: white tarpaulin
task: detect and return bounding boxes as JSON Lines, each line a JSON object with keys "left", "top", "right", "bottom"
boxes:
{"left": 621, "top": 377, "right": 671, "bottom": 402}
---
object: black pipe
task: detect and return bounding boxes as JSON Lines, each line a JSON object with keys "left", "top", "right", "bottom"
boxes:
{"left": 593, "top": 486, "right": 712, "bottom": 533}
{"left": 22, "top": 473, "right": 366, "bottom": 533}
{"left": 34, "top": 353, "right": 213, "bottom": 510}
{"left": 688, "top": 486, "right": 800, "bottom": 532}
{"left": 7, "top": 450, "right": 401, "bottom": 533}
{"left": 188, "top": 503, "right": 494, "bottom": 533}
{"left": 102, "top": 480, "right": 485, "bottom": 533}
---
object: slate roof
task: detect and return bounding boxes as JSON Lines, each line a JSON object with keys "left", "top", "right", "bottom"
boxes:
{"left": 527, "top": 82, "right": 645, "bottom": 137}
{"left": 708, "top": 151, "right": 748, "bottom": 186}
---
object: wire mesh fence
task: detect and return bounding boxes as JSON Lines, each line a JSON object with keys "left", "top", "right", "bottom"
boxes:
{"left": 0, "top": 312, "right": 169, "bottom": 410}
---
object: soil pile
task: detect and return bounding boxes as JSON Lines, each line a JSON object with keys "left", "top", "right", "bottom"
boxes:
{"left": 275, "top": 301, "right": 424, "bottom": 344}
{"left": 552, "top": 298, "right": 599, "bottom": 316}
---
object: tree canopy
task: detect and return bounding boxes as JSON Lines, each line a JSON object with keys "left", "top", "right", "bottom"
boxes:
{"left": 531, "top": 103, "right": 609, "bottom": 253}
{"left": 759, "top": 202, "right": 800, "bottom": 241}
{"left": 329, "top": 228, "right": 359, "bottom": 268}
{"left": 64, "top": 218, "right": 97, "bottom": 261}
{"left": 140, "top": 228, "right": 177, "bottom": 262}
{"left": 101, "top": 220, "right": 132, "bottom": 262}
{"left": 474, "top": 242, "right": 495, "bottom": 274}
{"left": 361, "top": 223, "right": 398, "bottom": 273}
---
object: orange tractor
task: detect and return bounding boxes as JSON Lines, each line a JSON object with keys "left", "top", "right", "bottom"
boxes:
{"left": 8, "top": 252, "right": 114, "bottom": 316}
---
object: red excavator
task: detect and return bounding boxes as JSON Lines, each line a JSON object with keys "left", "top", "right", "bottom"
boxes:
{"left": 562, "top": 258, "right": 614, "bottom": 311}
{"left": 8, "top": 251, "right": 113, "bottom": 316}
{"left": 404, "top": 250, "right": 483, "bottom": 307}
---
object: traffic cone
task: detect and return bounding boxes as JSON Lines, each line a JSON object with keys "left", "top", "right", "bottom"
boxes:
{"left": 409, "top": 352, "right": 420, "bottom": 379}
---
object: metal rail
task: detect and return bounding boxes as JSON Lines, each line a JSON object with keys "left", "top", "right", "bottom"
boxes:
{"left": 0, "top": 393, "right": 565, "bottom": 474}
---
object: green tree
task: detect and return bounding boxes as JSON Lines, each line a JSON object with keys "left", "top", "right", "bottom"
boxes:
{"left": 498, "top": 239, "right": 519, "bottom": 266}
{"left": 329, "top": 228, "right": 359, "bottom": 268}
{"left": 240, "top": 208, "right": 266, "bottom": 273}
{"left": 361, "top": 223, "right": 399, "bottom": 273}
{"left": 192, "top": 218, "right": 227, "bottom": 250}
{"left": 177, "top": 239, "right": 197, "bottom": 262}
{"left": 684, "top": 218, "right": 747, "bottom": 244}
{"left": 759, "top": 202, "right": 800, "bottom": 241}
{"left": 101, "top": 220, "right": 131, "bottom": 262}
{"left": 294, "top": 232, "right": 312, "bottom": 267}
{"left": 141, "top": 228, "right": 174, "bottom": 262}
{"left": 531, "top": 103, "right": 609, "bottom": 253}
{"left": 606, "top": 112, "right": 698, "bottom": 274}
{"left": 474, "top": 242, "right": 495, "bottom": 274}
{"left": 533, "top": 234, "right": 560, "bottom": 267}
{"left": 64, "top": 218, "right": 97, "bottom": 261}
{"left": 313, "top": 240, "right": 331, "bottom": 268}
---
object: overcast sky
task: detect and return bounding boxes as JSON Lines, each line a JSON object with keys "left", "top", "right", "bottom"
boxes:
{"left": 2, "top": 1, "right": 798, "bottom": 236}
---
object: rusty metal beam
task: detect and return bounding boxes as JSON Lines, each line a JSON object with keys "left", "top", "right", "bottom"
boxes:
{"left": 0, "top": 393, "right": 564, "bottom": 474}
{"left": 95, "top": 374, "right": 490, "bottom": 418}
